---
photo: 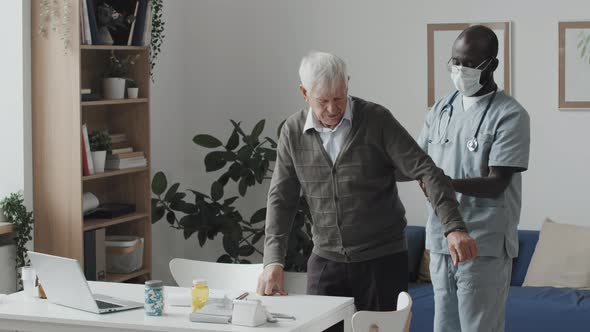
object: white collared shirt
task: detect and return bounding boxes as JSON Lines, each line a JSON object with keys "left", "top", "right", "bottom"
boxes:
{"left": 303, "top": 97, "right": 353, "bottom": 163}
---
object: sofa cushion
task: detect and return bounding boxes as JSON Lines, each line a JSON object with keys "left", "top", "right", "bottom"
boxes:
{"left": 511, "top": 230, "right": 539, "bottom": 286}
{"left": 523, "top": 219, "right": 590, "bottom": 289}
{"left": 417, "top": 249, "right": 431, "bottom": 282}
{"left": 406, "top": 226, "right": 425, "bottom": 282}
{"left": 409, "top": 284, "right": 590, "bottom": 332}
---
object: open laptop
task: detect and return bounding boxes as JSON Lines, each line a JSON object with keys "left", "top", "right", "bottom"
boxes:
{"left": 28, "top": 251, "right": 143, "bottom": 314}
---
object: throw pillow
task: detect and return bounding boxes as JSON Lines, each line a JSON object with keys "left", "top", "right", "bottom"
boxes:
{"left": 522, "top": 218, "right": 590, "bottom": 289}
{"left": 418, "top": 249, "right": 431, "bottom": 282}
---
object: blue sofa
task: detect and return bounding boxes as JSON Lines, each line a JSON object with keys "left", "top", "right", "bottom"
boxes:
{"left": 406, "top": 226, "right": 590, "bottom": 332}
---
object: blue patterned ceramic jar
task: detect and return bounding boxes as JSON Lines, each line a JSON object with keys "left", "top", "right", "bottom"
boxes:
{"left": 144, "top": 280, "right": 165, "bottom": 316}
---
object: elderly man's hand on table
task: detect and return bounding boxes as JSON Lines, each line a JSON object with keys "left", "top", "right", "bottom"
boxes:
{"left": 257, "top": 265, "right": 288, "bottom": 296}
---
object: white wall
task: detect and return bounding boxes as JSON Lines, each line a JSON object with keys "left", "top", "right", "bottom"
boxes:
{"left": 0, "top": 0, "right": 30, "bottom": 294}
{"left": 151, "top": 0, "right": 590, "bottom": 284}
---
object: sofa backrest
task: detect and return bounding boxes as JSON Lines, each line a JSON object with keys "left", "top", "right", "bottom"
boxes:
{"left": 405, "top": 226, "right": 540, "bottom": 286}
{"left": 511, "top": 230, "right": 539, "bottom": 286}
{"left": 406, "top": 226, "right": 425, "bottom": 282}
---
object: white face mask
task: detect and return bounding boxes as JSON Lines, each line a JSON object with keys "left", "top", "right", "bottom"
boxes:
{"left": 449, "top": 59, "right": 492, "bottom": 97}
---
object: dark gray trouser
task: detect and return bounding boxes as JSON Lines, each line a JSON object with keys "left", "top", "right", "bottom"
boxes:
{"left": 307, "top": 251, "right": 409, "bottom": 332}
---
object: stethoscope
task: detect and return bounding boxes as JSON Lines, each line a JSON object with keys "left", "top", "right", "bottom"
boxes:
{"left": 433, "top": 87, "right": 497, "bottom": 152}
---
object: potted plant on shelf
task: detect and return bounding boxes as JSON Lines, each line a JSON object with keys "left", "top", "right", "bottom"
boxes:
{"left": 0, "top": 191, "right": 34, "bottom": 290}
{"left": 127, "top": 79, "right": 139, "bottom": 99}
{"left": 103, "top": 51, "right": 140, "bottom": 100}
{"left": 89, "top": 130, "right": 112, "bottom": 173}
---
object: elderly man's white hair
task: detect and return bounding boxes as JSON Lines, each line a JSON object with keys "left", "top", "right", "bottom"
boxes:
{"left": 299, "top": 51, "right": 348, "bottom": 94}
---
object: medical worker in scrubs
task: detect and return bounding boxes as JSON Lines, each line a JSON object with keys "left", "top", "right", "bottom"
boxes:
{"left": 418, "top": 25, "right": 531, "bottom": 332}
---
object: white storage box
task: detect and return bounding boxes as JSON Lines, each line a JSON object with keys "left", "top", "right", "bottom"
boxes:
{"left": 105, "top": 236, "right": 143, "bottom": 274}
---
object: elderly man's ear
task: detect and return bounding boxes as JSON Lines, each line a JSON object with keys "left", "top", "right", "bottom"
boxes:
{"left": 299, "top": 85, "right": 309, "bottom": 102}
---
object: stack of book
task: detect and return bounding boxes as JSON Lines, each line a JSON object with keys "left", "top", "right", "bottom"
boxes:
{"left": 106, "top": 133, "right": 147, "bottom": 170}
{"left": 80, "top": 0, "right": 152, "bottom": 46}
{"left": 81, "top": 88, "right": 100, "bottom": 102}
{"left": 106, "top": 151, "right": 147, "bottom": 170}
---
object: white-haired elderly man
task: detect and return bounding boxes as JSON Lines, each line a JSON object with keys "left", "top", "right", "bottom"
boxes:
{"left": 257, "top": 51, "right": 477, "bottom": 331}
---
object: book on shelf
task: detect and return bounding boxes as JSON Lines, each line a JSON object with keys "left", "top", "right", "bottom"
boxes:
{"left": 85, "top": 203, "right": 136, "bottom": 219}
{"left": 142, "top": 1, "right": 152, "bottom": 46}
{"left": 81, "top": 131, "right": 90, "bottom": 176}
{"left": 105, "top": 157, "right": 147, "bottom": 170}
{"left": 109, "top": 133, "right": 128, "bottom": 143}
{"left": 132, "top": 0, "right": 148, "bottom": 46}
{"left": 82, "top": 124, "right": 95, "bottom": 175}
{"left": 81, "top": 0, "right": 92, "bottom": 44}
{"left": 109, "top": 151, "right": 144, "bottom": 159}
{"left": 127, "top": 0, "right": 140, "bottom": 46}
{"left": 86, "top": 0, "right": 100, "bottom": 44}
{"left": 111, "top": 147, "right": 134, "bottom": 154}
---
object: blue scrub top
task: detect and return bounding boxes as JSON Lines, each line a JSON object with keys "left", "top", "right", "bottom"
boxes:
{"left": 418, "top": 90, "right": 531, "bottom": 258}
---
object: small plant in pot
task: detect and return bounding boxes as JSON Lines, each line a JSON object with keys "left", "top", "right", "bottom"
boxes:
{"left": 127, "top": 79, "right": 139, "bottom": 99}
{"left": 89, "top": 130, "right": 112, "bottom": 173}
{"left": 103, "top": 51, "right": 140, "bottom": 100}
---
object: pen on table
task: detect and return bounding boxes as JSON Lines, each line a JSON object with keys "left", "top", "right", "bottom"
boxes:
{"left": 235, "top": 292, "right": 249, "bottom": 300}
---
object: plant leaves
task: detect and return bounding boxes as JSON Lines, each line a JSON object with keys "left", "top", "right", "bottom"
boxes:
{"left": 204, "top": 151, "right": 228, "bottom": 172}
{"left": 250, "top": 208, "right": 266, "bottom": 224}
{"left": 226, "top": 129, "right": 239, "bottom": 151}
{"left": 171, "top": 192, "right": 186, "bottom": 203}
{"left": 230, "top": 120, "right": 247, "bottom": 137}
{"left": 183, "top": 228, "right": 197, "bottom": 240}
{"left": 251, "top": 119, "right": 265, "bottom": 141}
{"left": 239, "top": 259, "right": 252, "bottom": 264}
{"left": 166, "top": 211, "right": 176, "bottom": 225}
{"left": 239, "top": 245, "right": 255, "bottom": 257}
{"left": 223, "top": 234, "right": 240, "bottom": 258}
{"left": 198, "top": 229, "right": 208, "bottom": 247}
{"left": 265, "top": 137, "right": 277, "bottom": 148}
{"left": 252, "top": 232, "right": 264, "bottom": 245}
{"left": 237, "top": 146, "right": 253, "bottom": 162}
{"left": 217, "top": 254, "right": 233, "bottom": 263}
{"left": 152, "top": 171, "right": 167, "bottom": 195}
{"left": 211, "top": 181, "right": 224, "bottom": 201}
{"left": 164, "top": 183, "right": 180, "bottom": 202}
{"left": 151, "top": 204, "right": 165, "bottom": 224}
{"left": 223, "top": 196, "right": 239, "bottom": 206}
{"left": 238, "top": 177, "right": 248, "bottom": 196}
{"left": 262, "top": 148, "right": 277, "bottom": 161}
{"left": 193, "top": 134, "right": 223, "bottom": 148}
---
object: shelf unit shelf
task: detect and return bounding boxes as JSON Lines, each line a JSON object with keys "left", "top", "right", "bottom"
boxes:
{"left": 84, "top": 212, "right": 149, "bottom": 232}
{"left": 81, "top": 45, "right": 149, "bottom": 51}
{"left": 82, "top": 167, "right": 149, "bottom": 182}
{"left": 82, "top": 98, "right": 149, "bottom": 107}
{"left": 107, "top": 268, "right": 151, "bottom": 283}
{"left": 0, "top": 222, "right": 14, "bottom": 236}
{"left": 32, "top": 0, "right": 152, "bottom": 284}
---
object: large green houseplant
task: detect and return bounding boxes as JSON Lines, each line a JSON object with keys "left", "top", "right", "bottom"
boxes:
{"left": 151, "top": 120, "right": 313, "bottom": 271}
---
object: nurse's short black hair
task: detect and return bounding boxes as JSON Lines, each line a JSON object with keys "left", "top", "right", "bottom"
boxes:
{"left": 458, "top": 25, "right": 499, "bottom": 58}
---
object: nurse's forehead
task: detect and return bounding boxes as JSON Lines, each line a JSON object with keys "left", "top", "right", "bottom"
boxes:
{"left": 452, "top": 38, "right": 487, "bottom": 59}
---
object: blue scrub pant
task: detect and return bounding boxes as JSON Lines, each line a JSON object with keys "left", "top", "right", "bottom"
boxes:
{"left": 430, "top": 252, "right": 511, "bottom": 332}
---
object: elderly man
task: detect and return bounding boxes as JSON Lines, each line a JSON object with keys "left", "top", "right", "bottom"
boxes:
{"left": 418, "top": 25, "right": 530, "bottom": 332}
{"left": 258, "top": 51, "right": 477, "bottom": 331}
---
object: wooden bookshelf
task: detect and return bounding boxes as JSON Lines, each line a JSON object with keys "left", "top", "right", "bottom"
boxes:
{"left": 32, "top": 0, "right": 152, "bottom": 283}
{"left": 0, "top": 222, "right": 14, "bottom": 236}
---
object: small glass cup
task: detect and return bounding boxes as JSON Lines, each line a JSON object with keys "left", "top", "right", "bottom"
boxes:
{"left": 20, "top": 266, "right": 37, "bottom": 299}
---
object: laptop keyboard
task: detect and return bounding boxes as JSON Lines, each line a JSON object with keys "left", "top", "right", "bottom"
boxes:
{"left": 96, "top": 300, "right": 123, "bottom": 310}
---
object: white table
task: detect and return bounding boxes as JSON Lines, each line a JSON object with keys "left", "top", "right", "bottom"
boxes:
{"left": 0, "top": 281, "right": 354, "bottom": 332}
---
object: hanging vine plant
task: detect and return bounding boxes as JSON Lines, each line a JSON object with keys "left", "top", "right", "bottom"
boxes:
{"left": 38, "top": 0, "right": 73, "bottom": 53}
{"left": 150, "top": 0, "right": 166, "bottom": 82}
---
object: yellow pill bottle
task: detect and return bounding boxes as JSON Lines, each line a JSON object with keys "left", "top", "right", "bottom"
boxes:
{"left": 191, "top": 279, "right": 209, "bottom": 312}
